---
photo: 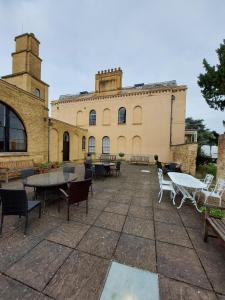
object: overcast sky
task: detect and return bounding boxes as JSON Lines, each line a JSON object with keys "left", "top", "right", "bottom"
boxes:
{"left": 0, "top": 0, "right": 224, "bottom": 133}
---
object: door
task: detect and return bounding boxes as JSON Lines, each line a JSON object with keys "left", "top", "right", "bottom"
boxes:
{"left": 63, "top": 131, "right": 70, "bottom": 161}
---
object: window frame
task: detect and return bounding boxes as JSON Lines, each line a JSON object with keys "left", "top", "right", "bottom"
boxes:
{"left": 0, "top": 101, "right": 27, "bottom": 152}
{"left": 118, "top": 107, "right": 126, "bottom": 124}
{"left": 89, "top": 110, "right": 96, "bottom": 126}
{"left": 102, "top": 136, "right": 110, "bottom": 154}
{"left": 88, "top": 136, "right": 95, "bottom": 153}
{"left": 35, "top": 88, "right": 40, "bottom": 97}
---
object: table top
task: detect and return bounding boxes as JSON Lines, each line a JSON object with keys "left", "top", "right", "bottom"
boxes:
{"left": 168, "top": 172, "right": 207, "bottom": 189}
{"left": 24, "top": 171, "right": 77, "bottom": 188}
{"left": 93, "top": 162, "right": 115, "bottom": 166}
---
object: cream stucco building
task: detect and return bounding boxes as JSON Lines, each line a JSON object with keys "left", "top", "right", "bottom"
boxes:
{"left": 51, "top": 68, "right": 194, "bottom": 166}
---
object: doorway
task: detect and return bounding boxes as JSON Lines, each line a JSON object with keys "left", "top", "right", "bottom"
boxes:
{"left": 63, "top": 131, "right": 70, "bottom": 161}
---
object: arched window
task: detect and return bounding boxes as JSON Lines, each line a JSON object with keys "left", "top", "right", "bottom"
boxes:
{"left": 89, "top": 110, "right": 96, "bottom": 125}
{"left": 88, "top": 136, "right": 95, "bottom": 153}
{"left": 82, "top": 136, "right": 86, "bottom": 150}
{"left": 63, "top": 131, "right": 70, "bottom": 161}
{"left": 118, "top": 107, "right": 126, "bottom": 124}
{"left": 133, "top": 106, "right": 142, "bottom": 124}
{"left": 102, "top": 136, "right": 110, "bottom": 154}
{"left": 102, "top": 108, "right": 110, "bottom": 125}
{"left": 0, "top": 102, "right": 27, "bottom": 152}
{"left": 35, "top": 88, "right": 40, "bottom": 97}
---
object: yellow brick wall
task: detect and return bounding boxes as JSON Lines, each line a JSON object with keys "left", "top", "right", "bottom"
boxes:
{"left": 217, "top": 134, "right": 225, "bottom": 202}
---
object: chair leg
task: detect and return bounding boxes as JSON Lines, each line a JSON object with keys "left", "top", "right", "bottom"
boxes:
{"left": 0, "top": 214, "right": 4, "bottom": 235}
{"left": 159, "top": 190, "right": 163, "bottom": 203}
{"left": 86, "top": 199, "right": 88, "bottom": 215}
{"left": 24, "top": 215, "right": 28, "bottom": 235}
{"left": 177, "top": 196, "right": 185, "bottom": 209}
{"left": 172, "top": 192, "right": 176, "bottom": 205}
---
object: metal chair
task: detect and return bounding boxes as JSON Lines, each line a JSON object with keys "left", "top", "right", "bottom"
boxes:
{"left": 158, "top": 171, "right": 176, "bottom": 204}
{"left": 0, "top": 189, "right": 41, "bottom": 235}
{"left": 176, "top": 184, "right": 201, "bottom": 212}
{"left": 84, "top": 168, "right": 93, "bottom": 195}
{"left": 158, "top": 168, "right": 171, "bottom": 185}
{"left": 59, "top": 179, "right": 91, "bottom": 221}
{"left": 94, "top": 164, "right": 106, "bottom": 179}
{"left": 111, "top": 161, "right": 121, "bottom": 176}
{"left": 202, "top": 178, "right": 225, "bottom": 206}
{"left": 197, "top": 173, "right": 214, "bottom": 201}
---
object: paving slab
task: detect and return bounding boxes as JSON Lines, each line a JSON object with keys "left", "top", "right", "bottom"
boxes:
{"left": 159, "top": 276, "right": 217, "bottom": 300}
{"left": 0, "top": 274, "right": 50, "bottom": 300}
{"left": 157, "top": 241, "right": 211, "bottom": 290}
{"left": 154, "top": 207, "right": 182, "bottom": 226}
{"left": 114, "top": 233, "right": 156, "bottom": 272}
{"left": 131, "top": 196, "right": 152, "bottom": 207}
{"left": 104, "top": 201, "right": 129, "bottom": 215}
{"left": 128, "top": 205, "right": 153, "bottom": 219}
{"left": 178, "top": 209, "right": 203, "bottom": 229}
{"left": 46, "top": 221, "right": 90, "bottom": 248}
{"left": 44, "top": 250, "right": 109, "bottom": 300}
{"left": 94, "top": 211, "right": 126, "bottom": 232}
{"left": 6, "top": 240, "right": 71, "bottom": 291}
{"left": 155, "top": 221, "right": 192, "bottom": 248}
{"left": 69, "top": 207, "right": 102, "bottom": 225}
{"left": 123, "top": 216, "right": 155, "bottom": 239}
{"left": 77, "top": 226, "right": 120, "bottom": 259}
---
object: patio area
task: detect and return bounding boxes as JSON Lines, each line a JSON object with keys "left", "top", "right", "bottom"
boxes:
{"left": 0, "top": 164, "right": 224, "bottom": 300}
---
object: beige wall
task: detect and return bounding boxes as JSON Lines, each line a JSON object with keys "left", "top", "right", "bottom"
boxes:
{"left": 0, "top": 79, "right": 48, "bottom": 163}
{"left": 49, "top": 118, "right": 87, "bottom": 162}
{"left": 51, "top": 88, "right": 186, "bottom": 163}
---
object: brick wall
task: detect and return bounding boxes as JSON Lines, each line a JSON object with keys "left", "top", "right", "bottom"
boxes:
{"left": 217, "top": 134, "right": 225, "bottom": 202}
{"left": 171, "top": 143, "right": 198, "bottom": 175}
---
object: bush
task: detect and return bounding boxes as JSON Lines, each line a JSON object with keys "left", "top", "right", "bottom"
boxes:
{"left": 200, "top": 206, "right": 225, "bottom": 219}
{"left": 118, "top": 152, "right": 125, "bottom": 158}
{"left": 197, "top": 163, "right": 217, "bottom": 178}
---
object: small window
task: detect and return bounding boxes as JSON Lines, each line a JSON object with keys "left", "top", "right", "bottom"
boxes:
{"left": 88, "top": 136, "right": 95, "bottom": 153}
{"left": 118, "top": 107, "right": 126, "bottom": 124}
{"left": 89, "top": 110, "right": 96, "bottom": 125}
{"left": 102, "top": 136, "right": 110, "bottom": 154}
{"left": 82, "top": 136, "right": 86, "bottom": 150}
{"left": 35, "top": 88, "right": 40, "bottom": 97}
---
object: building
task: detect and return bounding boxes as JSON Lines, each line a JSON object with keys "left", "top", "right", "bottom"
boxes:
{"left": 51, "top": 68, "right": 197, "bottom": 172}
{"left": 0, "top": 33, "right": 85, "bottom": 166}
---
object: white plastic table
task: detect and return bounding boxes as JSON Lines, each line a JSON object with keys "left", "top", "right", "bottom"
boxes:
{"left": 168, "top": 172, "right": 207, "bottom": 212}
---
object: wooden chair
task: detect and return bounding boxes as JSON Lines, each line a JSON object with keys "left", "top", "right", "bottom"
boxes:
{"left": 59, "top": 179, "right": 91, "bottom": 221}
{"left": 0, "top": 189, "right": 41, "bottom": 235}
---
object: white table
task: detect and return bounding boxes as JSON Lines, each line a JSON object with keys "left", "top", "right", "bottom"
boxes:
{"left": 168, "top": 172, "right": 207, "bottom": 212}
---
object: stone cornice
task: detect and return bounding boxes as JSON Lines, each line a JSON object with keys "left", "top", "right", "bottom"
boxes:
{"left": 50, "top": 118, "right": 87, "bottom": 132}
{"left": 51, "top": 85, "right": 187, "bottom": 105}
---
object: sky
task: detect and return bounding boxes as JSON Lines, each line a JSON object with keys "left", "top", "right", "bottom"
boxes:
{"left": 0, "top": 0, "right": 225, "bottom": 133}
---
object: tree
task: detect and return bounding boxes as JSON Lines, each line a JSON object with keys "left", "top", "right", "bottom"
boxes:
{"left": 198, "top": 41, "right": 225, "bottom": 111}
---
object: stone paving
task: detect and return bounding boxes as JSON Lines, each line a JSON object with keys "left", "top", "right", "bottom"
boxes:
{"left": 0, "top": 164, "right": 224, "bottom": 299}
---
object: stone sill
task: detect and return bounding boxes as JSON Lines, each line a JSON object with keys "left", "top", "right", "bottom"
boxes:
{"left": 0, "top": 152, "right": 29, "bottom": 157}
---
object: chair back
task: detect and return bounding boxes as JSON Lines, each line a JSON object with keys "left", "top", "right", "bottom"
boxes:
{"left": 68, "top": 179, "right": 91, "bottom": 205}
{"left": 21, "top": 168, "right": 35, "bottom": 179}
{"left": 214, "top": 179, "right": 225, "bottom": 197}
{"left": 203, "top": 174, "right": 214, "bottom": 189}
{"left": 84, "top": 168, "right": 93, "bottom": 180}
{"left": 95, "top": 164, "right": 105, "bottom": 176}
{"left": 157, "top": 170, "right": 163, "bottom": 188}
{"left": 0, "top": 189, "right": 28, "bottom": 216}
{"left": 63, "top": 166, "right": 75, "bottom": 173}
{"left": 116, "top": 161, "right": 121, "bottom": 171}
{"left": 84, "top": 161, "right": 92, "bottom": 170}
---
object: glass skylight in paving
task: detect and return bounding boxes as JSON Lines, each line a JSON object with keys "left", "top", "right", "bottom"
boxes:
{"left": 100, "top": 262, "right": 160, "bottom": 300}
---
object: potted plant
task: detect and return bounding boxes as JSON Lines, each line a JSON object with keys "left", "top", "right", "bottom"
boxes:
{"left": 200, "top": 206, "right": 225, "bottom": 219}
{"left": 39, "top": 162, "right": 50, "bottom": 173}
{"left": 118, "top": 152, "right": 125, "bottom": 161}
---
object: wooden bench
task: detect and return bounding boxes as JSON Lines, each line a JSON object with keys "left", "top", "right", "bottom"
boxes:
{"left": 130, "top": 155, "right": 150, "bottom": 165}
{"left": 0, "top": 159, "right": 34, "bottom": 183}
{"left": 204, "top": 204, "right": 225, "bottom": 246}
{"left": 100, "top": 154, "right": 117, "bottom": 162}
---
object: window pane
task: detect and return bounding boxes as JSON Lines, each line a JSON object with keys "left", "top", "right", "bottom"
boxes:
{"left": 89, "top": 110, "right": 96, "bottom": 125}
{"left": 9, "top": 129, "right": 26, "bottom": 151}
{"left": 9, "top": 111, "right": 24, "bottom": 130}
{"left": 0, "top": 127, "right": 5, "bottom": 151}
{"left": 118, "top": 107, "right": 126, "bottom": 124}
{"left": 88, "top": 137, "right": 95, "bottom": 153}
{"left": 102, "top": 137, "right": 110, "bottom": 154}
{"left": 0, "top": 103, "right": 5, "bottom": 127}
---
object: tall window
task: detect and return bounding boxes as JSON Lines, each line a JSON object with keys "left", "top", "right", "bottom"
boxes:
{"left": 89, "top": 110, "right": 96, "bottom": 125}
{"left": 118, "top": 107, "right": 126, "bottom": 124}
{"left": 0, "top": 102, "right": 27, "bottom": 152}
{"left": 88, "top": 136, "right": 95, "bottom": 153}
{"left": 82, "top": 136, "right": 86, "bottom": 150}
{"left": 102, "top": 136, "right": 110, "bottom": 154}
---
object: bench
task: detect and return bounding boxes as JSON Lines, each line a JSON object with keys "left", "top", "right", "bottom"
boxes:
{"left": 100, "top": 154, "right": 117, "bottom": 162}
{"left": 204, "top": 204, "right": 225, "bottom": 247}
{"left": 130, "top": 155, "right": 150, "bottom": 165}
{"left": 0, "top": 159, "right": 34, "bottom": 183}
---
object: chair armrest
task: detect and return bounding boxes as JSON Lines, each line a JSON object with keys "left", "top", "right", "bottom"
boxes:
{"left": 59, "top": 188, "right": 68, "bottom": 199}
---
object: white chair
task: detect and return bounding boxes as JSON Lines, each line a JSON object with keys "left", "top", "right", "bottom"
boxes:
{"left": 158, "top": 171, "right": 176, "bottom": 204}
{"left": 197, "top": 173, "right": 214, "bottom": 201}
{"left": 202, "top": 178, "right": 225, "bottom": 206}
{"left": 158, "top": 168, "right": 171, "bottom": 185}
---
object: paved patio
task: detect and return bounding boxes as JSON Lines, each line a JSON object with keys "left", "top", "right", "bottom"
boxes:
{"left": 0, "top": 164, "right": 224, "bottom": 300}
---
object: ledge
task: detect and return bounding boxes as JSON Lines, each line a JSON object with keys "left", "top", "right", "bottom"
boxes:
{"left": 0, "top": 152, "right": 29, "bottom": 157}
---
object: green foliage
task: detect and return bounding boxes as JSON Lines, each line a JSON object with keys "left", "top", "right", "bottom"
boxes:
{"left": 198, "top": 41, "right": 225, "bottom": 111}
{"left": 200, "top": 206, "right": 225, "bottom": 219}
{"left": 118, "top": 152, "right": 125, "bottom": 157}
{"left": 197, "top": 163, "right": 217, "bottom": 177}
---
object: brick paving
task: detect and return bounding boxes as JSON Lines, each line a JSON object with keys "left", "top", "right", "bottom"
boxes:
{"left": 0, "top": 164, "right": 224, "bottom": 299}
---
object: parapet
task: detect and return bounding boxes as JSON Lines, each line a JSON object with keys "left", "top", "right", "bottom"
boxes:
{"left": 95, "top": 67, "right": 122, "bottom": 93}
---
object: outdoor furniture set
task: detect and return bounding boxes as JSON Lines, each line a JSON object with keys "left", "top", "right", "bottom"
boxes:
{"left": 0, "top": 165, "right": 92, "bottom": 235}
{"left": 0, "top": 159, "right": 34, "bottom": 183}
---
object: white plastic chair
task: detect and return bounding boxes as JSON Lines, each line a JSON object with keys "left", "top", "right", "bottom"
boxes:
{"left": 197, "top": 173, "right": 214, "bottom": 201}
{"left": 158, "top": 171, "right": 176, "bottom": 204}
{"left": 202, "top": 178, "right": 225, "bottom": 206}
{"left": 158, "top": 168, "right": 171, "bottom": 185}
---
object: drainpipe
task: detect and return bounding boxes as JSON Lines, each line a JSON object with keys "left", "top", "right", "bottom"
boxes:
{"left": 170, "top": 94, "right": 175, "bottom": 146}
